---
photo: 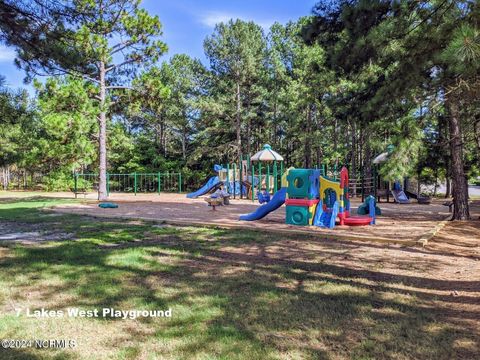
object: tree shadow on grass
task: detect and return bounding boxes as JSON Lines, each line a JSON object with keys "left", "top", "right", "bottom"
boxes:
{"left": 0, "top": 218, "right": 478, "bottom": 359}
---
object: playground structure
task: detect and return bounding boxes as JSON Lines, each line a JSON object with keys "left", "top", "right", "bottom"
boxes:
{"left": 240, "top": 166, "right": 377, "bottom": 229}
{"left": 348, "top": 146, "right": 432, "bottom": 205}
{"left": 187, "top": 144, "right": 287, "bottom": 201}
{"left": 187, "top": 144, "right": 349, "bottom": 203}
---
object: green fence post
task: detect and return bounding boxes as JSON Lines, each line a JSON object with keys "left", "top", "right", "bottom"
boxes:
{"left": 107, "top": 172, "right": 110, "bottom": 196}
{"left": 273, "top": 161, "right": 278, "bottom": 193}
{"left": 134, "top": 172, "right": 137, "bottom": 195}
{"left": 232, "top": 163, "right": 236, "bottom": 199}
{"left": 239, "top": 154, "right": 243, "bottom": 199}
{"left": 226, "top": 163, "right": 230, "bottom": 194}
{"left": 266, "top": 163, "right": 270, "bottom": 193}
{"left": 157, "top": 172, "right": 161, "bottom": 194}
{"left": 178, "top": 172, "right": 182, "bottom": 193}
{"left": 74, "top": 173, "right": 78, "bottom": 194}
{"left": 251, "top": 164, "right": 255, "bottom": 202}
{"left": 258, "top": 162, "right": 262, "bottom": 195}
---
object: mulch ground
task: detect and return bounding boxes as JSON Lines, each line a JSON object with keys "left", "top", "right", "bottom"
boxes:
{"left": 51, "top": 192, "right": 453, "bottom": 244}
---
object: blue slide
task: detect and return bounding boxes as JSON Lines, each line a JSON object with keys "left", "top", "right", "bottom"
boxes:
{"left": 313, "top": 201, "right": 339, "bottom": 229}
{"left": 391, "top": 190, "right": 410, "bottom": 204}
{"left": 186, "top": 176, "right": 222, "bottom": 199}
{"left": 239, "top": 188, "right": 287, "bottom": 221}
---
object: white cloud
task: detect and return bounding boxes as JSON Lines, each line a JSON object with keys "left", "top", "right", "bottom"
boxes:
{"left": 0, "top": 45, "right": 16, "bottom": 62}
{"left": 198, "top": 11, "right": 275, "bottom": 30}
{"left": 200, "top": 11, "right": 233, "bottom": 28}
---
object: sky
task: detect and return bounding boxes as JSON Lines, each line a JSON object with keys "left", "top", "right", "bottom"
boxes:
{"left": 0, "top": 0, "right": 318, "bottom": 92}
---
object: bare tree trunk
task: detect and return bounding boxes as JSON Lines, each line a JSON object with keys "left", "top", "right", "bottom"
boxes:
{"left": 182, "top": 129, "right": 186, "bottom": 161}
{"left": 447, "top": 96, "right": 470, "bottom": 220}
{"left": 333, "top": 117, "right": 338, "bottom": 154}
{"left": 249, "top": 119, "right": 253, "bottom": 155}
{"left": 236, "top": 81, "right": 242, "bottom": 161}
{"left": 156, "top": 114, "right": 163, "bottom": 155}
{"left": 1, "top": 167, "right": 8, "bottom": 190}
{"left": 273, "top": 99, "right": 278, "bottom": 148}
{"left": 98, "top": 60, "right": 108, "bottom": 201}
{"left": 304, "top": 106, "right": 312, "bottom": 168}
{"left": 164, "top": 131, "right": 168, "bottom": 157}
{"left": 316, "top": 147, "right": 323, "bottom": 169}
{"left": 351, "top": 120, "right": 357, "bottom": 196}
{"left": 438, "top": 112, "right": 451, "bottom": 198}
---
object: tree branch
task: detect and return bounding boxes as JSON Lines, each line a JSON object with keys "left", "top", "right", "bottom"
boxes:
{"left": 105, "top": 57, "right": 139, "bottom": 73}
{"left": 106, "top": 85, "right": 133, "bottom": 90}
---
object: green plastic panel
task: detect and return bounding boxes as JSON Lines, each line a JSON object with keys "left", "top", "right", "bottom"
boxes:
{"left": 286, "top": 205, "right": 310, "bottom": 226}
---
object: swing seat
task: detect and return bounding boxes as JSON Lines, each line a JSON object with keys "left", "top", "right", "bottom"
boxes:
{"left": 98, "top": 202, "right": 119, "bottom": 209}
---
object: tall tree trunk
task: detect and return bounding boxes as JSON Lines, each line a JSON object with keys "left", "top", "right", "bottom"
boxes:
{"left": 304, "top": 106, "right": 312, "bottom": 168}
{"left": 351, "top": 119, "right": 357, "bottom": 196}
{"left": 447, "top": 96, "right": 470, "bottom": 220}
{"left": 157, "top": 114, "right": 164, "bottom": 155}
{"left": 182, "top": 128, "right": 186, "bottom": 160}
{"left": 98, "top": 60, "right": 108, "bottom": 201}
{"left": 236, "top": 81, "right": 242, "bottom": 161}
{"left": 333, "top": 117, "right": 338, "bottom": 155}
{"left": 438, "top": 112, "right": 451, "bottom": 198}
{"left": 273, "top": 98, "right": 278, "bottom": 148}
{"left": 164, "top": 131, "right": 168, "bottom": 157}
{"left": 246, "top": 118, "right": 252, "bottom": 155}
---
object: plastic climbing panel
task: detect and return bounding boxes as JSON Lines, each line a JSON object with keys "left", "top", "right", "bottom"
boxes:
{"left": 286, "top": 169, "right": 320, "bottom": 199}
{"left": 286, "top": 205, "right": 311, "bottom": 226}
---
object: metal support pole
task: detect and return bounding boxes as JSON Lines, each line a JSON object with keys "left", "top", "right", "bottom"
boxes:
{"left": 158, "top": 172, "right": 161, "bottom": 194}
{"left": 361, "top": 169, "right": 365, "bottom": 202}
{"left": 251, "top": 164, "right": 255, "bottom": 202}
{"left": 178, "top": 172, "right": 182, "bottom": 193}
{"left": 266, "top": 163, "right": 270, "bottom": 193}
{"left": 258, "top": 162, "right": 262, "bottom": 194}
{"left": 233, "top": 163, "right": 237, "bottom": 199}
{"left": 273, "top": 161, "right": 278, "bottom": 193}
{"left": 134, "top": 172, "right": 137, "bottom": 196}
{"left": 107, "top": 172, "right": 110, "bottom": 196}
{"left": 239, "top": 154, "right": 242, "bottom": 199}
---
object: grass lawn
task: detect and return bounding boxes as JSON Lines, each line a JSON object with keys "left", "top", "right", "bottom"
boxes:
{"left": 0, "top": 196, "right": 478, "bottom": 359}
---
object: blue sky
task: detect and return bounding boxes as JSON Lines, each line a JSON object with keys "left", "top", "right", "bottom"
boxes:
{"left": 0, "top": 0, "right": 317, "bottom": 92}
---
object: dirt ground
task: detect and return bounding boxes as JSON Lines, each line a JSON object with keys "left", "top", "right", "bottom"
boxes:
{"left": 42, "top": 191, "right": 460, "bottom": 245}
